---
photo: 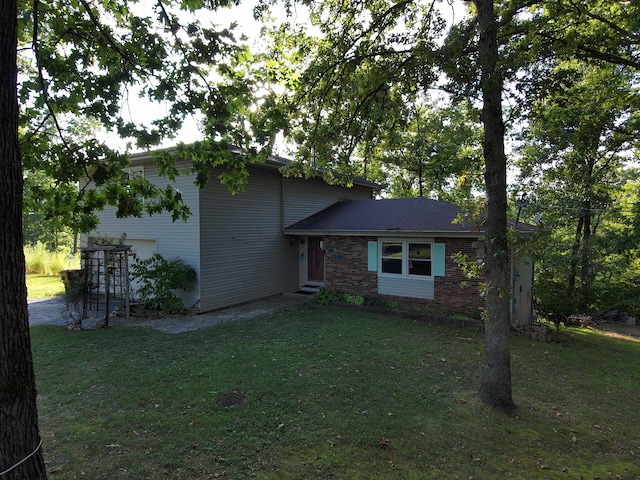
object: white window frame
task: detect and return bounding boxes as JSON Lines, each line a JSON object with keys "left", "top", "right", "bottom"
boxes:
{"left": 123, "top": 166, "right": 144, "bottom": 180}
{"left": 123, "top": 166, "right": 145, "bottom": 203}
{"left": 378, "top": 238, "right": 434, "bottom": 280}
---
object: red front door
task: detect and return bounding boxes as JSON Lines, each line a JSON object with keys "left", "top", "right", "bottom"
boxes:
{"left": 307, "top": 236, "right": 325, "bottom": 282}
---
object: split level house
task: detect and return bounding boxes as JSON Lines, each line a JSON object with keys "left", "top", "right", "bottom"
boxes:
{"left": 82, "top": 145, "right": 535, "bottom": 326}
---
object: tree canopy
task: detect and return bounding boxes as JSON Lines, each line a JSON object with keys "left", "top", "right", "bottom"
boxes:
{"left": 515, "top": 44, "right": 640, "bottom": 317}
{"left": 366, "top": 99, "right": 483, "bottom": 201}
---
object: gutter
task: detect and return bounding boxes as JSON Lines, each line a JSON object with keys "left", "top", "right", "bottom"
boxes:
{"left": 283, "top": 229, "right": 490, "bottom": 238}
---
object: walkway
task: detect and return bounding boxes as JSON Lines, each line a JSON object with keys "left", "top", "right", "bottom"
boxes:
{"left": 28, "top": 294, "right": 314, "bottom": 334}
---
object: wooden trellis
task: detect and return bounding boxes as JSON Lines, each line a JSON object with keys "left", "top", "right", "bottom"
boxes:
{"left": 80, "top": 245, "right": 132, "bottom": 326}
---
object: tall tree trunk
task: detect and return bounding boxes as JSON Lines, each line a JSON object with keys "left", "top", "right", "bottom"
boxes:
{"left": 474, "top": 0, "right": 515, "bottom": 411}
{"left": 568, "top": 213, "right": 584, "bottom": 292}
{"left": 568, "top": 201, "right": 593, "bottom": 311}
{"left": 580, "top": 202, "right": 592, "bottom": 311}
{"left": 0, "top": 1, "right": 49, "bottom": 478}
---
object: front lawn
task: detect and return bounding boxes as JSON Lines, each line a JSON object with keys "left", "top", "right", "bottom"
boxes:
{"left": 32, "top": 305, "right": 640, "bottom": 479}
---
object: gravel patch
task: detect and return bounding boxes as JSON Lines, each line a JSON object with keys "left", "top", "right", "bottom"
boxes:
{"left": 106, "top": 294, "right": 313, "bottom": 334}
{"left": 29, "top": 293, "right": 313, "bottom": 334}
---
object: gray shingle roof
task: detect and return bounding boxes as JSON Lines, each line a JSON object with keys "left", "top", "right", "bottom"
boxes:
{"left": 285, "top": 197, "right": 535, "bottom": 236}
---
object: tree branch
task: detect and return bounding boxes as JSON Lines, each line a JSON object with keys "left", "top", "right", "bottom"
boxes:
{"left": 565, "top": 0, "right": 640, "bottom": 43}
{"left": 537, "top": 31, "right": 640, "bottom": 69}
{"left": 155, "top": 0, "right": 215, "bottom": 97}
{"left": 498, "top": 0, "right": 540, "bottom": 28}
{"left": 77, "top": 0, "right": 145, "bottom": 74}
{"left": 32, "top": 0, "right": 71, "bottom": 151}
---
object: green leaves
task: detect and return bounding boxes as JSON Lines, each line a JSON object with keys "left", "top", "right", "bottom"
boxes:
{"left": 536, "top": 0, "right": 640, "bottom": 70}
{"left": 130, "top": 253, "right": 197, "bottom": 311}
{"left": 265, "top": 0, "right": 448, "bottom": 180}
{"left": 370, "top": 99, "right": 483, "bottom": 201}
{"left": 515, "top": 56, "right": 640, "bottom": 316}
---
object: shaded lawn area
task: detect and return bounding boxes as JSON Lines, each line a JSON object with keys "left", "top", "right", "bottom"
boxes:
{"left": 32, "top": 305, "right": 640, "bottom": 479}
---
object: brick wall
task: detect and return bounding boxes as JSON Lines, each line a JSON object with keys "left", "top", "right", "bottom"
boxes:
{"left": 324, "top": 236, "right": 378, "bottom": 296}
{"left": 432, "top": 237, "right": 485, "bottom": 318}
{"left": 323, "top": 235, "right": 491, "bottom": 319}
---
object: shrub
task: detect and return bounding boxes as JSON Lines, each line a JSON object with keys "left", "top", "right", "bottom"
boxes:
{"left": 25, "top": 243, "right": 46, "bottom": 274}
{"left": 314, "top": 289, "right": 365, "bottom": 306}
{"left": 130, "top": 253, "right": 196, "bottom": 312}
{"left": 344, "top": 294, "right": 364, "bottom": 305}
{"left": 314, "top": 289, "right": 346, "bottom": 306}
{"left": 61, "top": 274, "right": 86, "bottom": 328}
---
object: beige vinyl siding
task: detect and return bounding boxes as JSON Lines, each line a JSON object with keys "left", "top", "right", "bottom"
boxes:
{"left": 199, "top": 165, "right": 299, "bottom": 312}
{"left": 84, "top": 238, "right": 158, "bottom": 300}
{"left": 85, "top": 159, "right": 201, "bottom": 308}
{"left": 283, "top": 176, "right": 373, "bottom": 227}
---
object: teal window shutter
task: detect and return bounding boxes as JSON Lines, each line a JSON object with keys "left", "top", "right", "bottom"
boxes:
{"left": 367, "top": 241, "right": 377, "bottom": 271}
{"left": 432, "top": 243, "right": 445, "bottom": 277}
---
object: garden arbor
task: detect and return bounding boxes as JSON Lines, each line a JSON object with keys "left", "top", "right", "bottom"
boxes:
{"left": 79, "top": 245, "right": 131, "bottom": 325}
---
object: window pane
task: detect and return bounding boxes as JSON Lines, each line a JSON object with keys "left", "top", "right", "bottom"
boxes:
{"left": 409, "top": 243, "right": 430, "bottom": 259}
{"left": 409, "top": 243, "right": 431, "bottom": 276}
{"left": 409, "top": 260, "right": 431, "bottom": 276}
{"left": 381, "top": 242, "right": 403, "bottom": 274}
{"left": 382, "top": 258, "right": 403, "bottom": 274}
{"left": 382, "top": 242, "right": 402, "bottom": 258}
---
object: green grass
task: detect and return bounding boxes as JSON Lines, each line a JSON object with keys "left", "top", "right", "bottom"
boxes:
{"left": 26, "top": 274, "right": 65, "bottom": 299}
{"left": 32, "top": 305, "right": 640, "bottom": 479}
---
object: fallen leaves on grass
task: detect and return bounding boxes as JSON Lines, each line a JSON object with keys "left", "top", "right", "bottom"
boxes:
{"left": 378, "top": 437, "right": 391, "bottom": 449}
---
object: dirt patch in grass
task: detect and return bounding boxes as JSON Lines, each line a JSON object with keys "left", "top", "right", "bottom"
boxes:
{"left": 216, "top": 390, "right": 245, "bottom": 407}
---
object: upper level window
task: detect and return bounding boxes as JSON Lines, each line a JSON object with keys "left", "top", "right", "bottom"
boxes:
{"left": 123, "top": 166, "right": 145, "bottom": 203}
{"left": 123, "top": 166, "right": 144, "bottom": 180}
{"left": 380, "top": 239, "right": 433, "bottom": 277}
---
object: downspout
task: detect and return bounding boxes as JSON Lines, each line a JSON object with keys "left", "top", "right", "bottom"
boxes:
{"left": 281, "top": 175, "right": 285, "bottom": 231}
